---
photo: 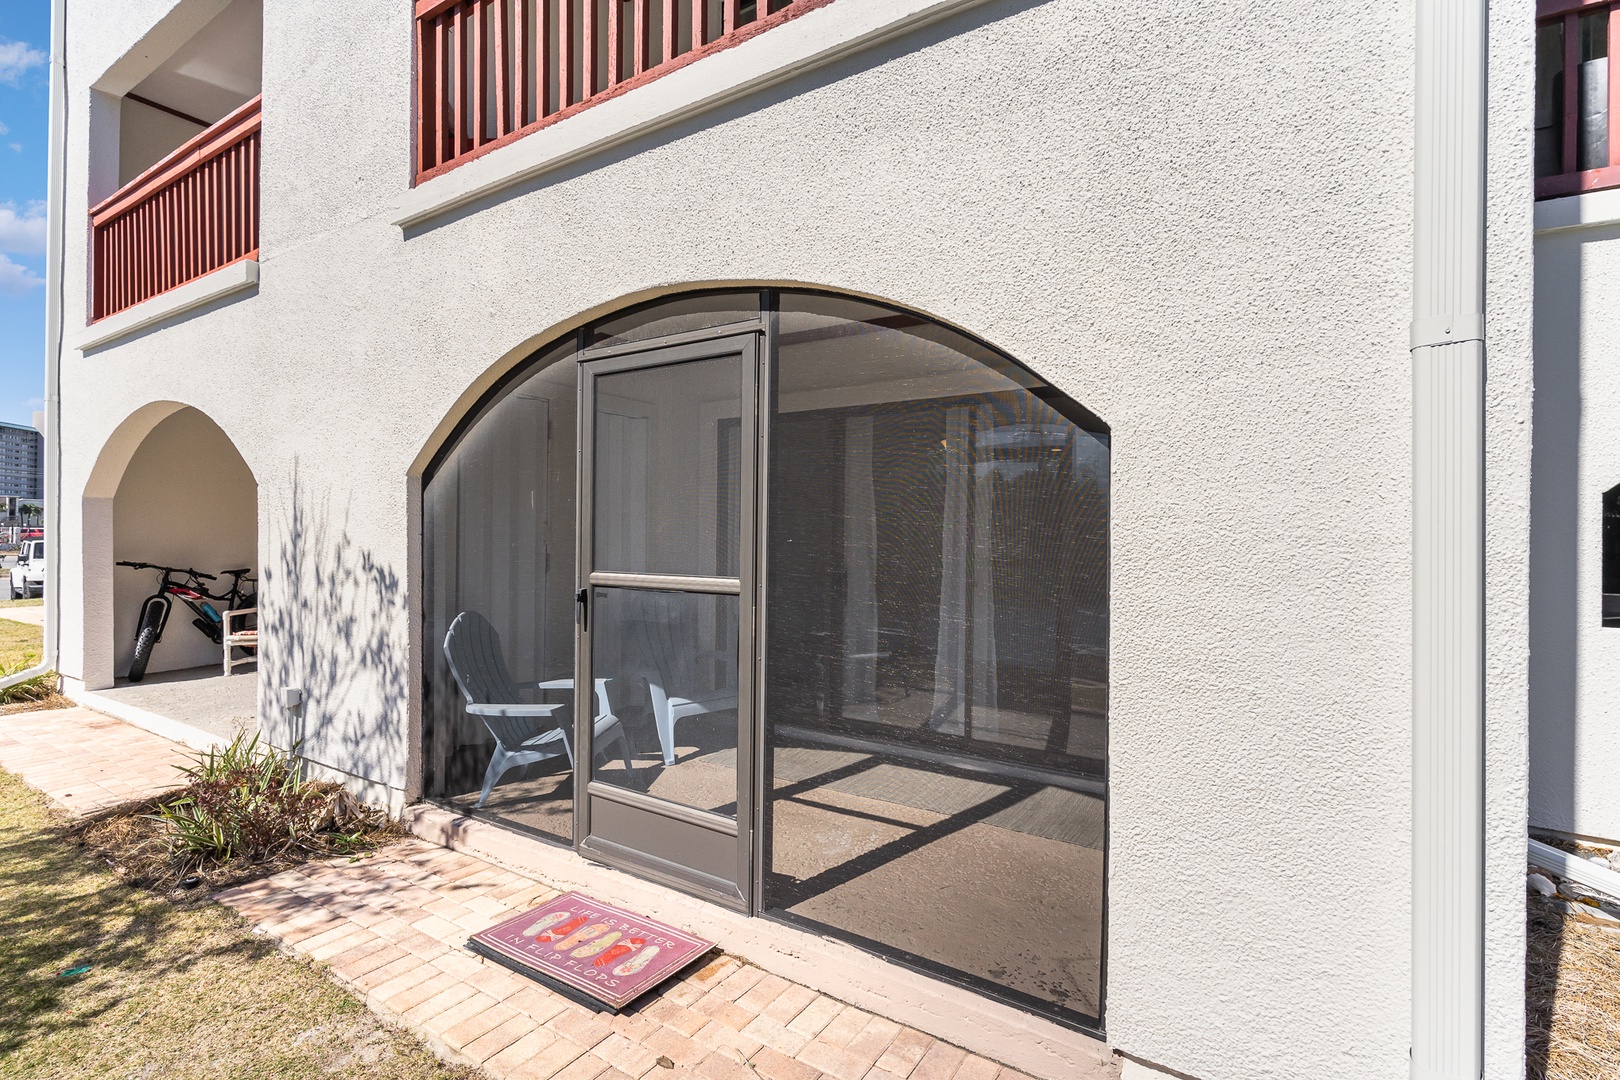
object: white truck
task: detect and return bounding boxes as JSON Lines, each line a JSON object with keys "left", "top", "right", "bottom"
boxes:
{"left": 9, "top": 540, "right": 44, "bottom": 599}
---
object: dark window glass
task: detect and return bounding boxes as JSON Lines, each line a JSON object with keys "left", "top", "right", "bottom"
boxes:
{"left": 590, "top": 587, "right": 740, "bottom": 814}
{"left": 424, "top": 338, "right": 581, "bottom": 844}
{"left": 762, "top": 292, "right": 1109, "bottom": 1029}
{"left": 588, "top": 290, "right": 761, "bottom": 348}
{"left": 1538, "top": 20, "right": 1567, "bottom": 177}
{"left": 592, "top": 354, "right": 743, "bottom": 577}
{"left": 1605, "top": 484, "right": 1620, "bottom": 627}
{"left": 1581, "top": 11, "right": 1611, "bottom": 172}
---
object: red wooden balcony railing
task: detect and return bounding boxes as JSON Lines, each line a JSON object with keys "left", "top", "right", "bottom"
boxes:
{"left": 1537, "top": 0, "right": 1620, "bottom": 197}
{"left": 90, "top": 95, "right": 261, "bottom": 321}
{"left": 415, "top": 0, "right": 833, "bottom": 182}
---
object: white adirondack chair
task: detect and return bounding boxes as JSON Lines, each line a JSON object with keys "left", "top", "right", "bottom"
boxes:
{"left": 443, "top": 610, "right": 633, "bottom": 807}
{"left": 619, "top": 593, "right": 739, "bottom": 766}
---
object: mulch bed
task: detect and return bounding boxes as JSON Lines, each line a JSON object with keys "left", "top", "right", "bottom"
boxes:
{"left": 65, "top": 785, "right": 407, "bottom": 898}
{"left": 1527, "top": 835, "right": 1620, "bottom": 1080}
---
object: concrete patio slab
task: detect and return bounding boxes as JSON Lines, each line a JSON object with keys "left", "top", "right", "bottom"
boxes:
{"left": 70, "top": 664, "right": 258, "bottom": 749}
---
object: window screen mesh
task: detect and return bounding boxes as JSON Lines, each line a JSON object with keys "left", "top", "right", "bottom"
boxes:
{"left": 762, "top": 292, "right": 1108, "bottom": 1027}
{"left": 423, "top": 341, "right": 579, "bottom": 844}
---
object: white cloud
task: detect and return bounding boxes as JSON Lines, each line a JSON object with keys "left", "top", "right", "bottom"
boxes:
{"left": 0, "top": 121, "right": 8, "bottom": 136}
{"left": 0, "top": 40, "right": 46, "bottom": 86}
{"left": 6, "top": 144, "right": 18, "bottom": 154}
{"left": 0, "top": 202, "right": 44, "bottom": 256}
{"left": 0, "top": 254, "right": 41, "bottom": 294}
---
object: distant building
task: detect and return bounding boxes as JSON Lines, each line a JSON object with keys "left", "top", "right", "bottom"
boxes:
{"left": 0, "top": 422, "right": 43, "bottom": 503}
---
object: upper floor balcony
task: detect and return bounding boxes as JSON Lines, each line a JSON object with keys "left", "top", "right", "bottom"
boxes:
{"left": 89, "top": 0, "right": 262, "bottom": 323}
{"left": 413, "top": 0, "right": 829, "bottom": 182}
{"left": 1537, "top": 0, "right": 1620, "bottom": 198}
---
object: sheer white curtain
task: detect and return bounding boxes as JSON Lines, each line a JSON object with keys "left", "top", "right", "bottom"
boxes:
{"left": 929, "top": 406, "right": 997, "bottom": 736}
{"left": 840, "top": 416, "right": 878, "bottom": 722}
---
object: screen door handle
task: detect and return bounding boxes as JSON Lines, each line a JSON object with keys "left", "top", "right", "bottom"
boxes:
{"left": 576, "top": 588, "right": 589, "bottom": 630}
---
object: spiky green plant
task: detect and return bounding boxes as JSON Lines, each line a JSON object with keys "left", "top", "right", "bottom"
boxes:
{"left": 152, "top": 733, "right": 332, "bottom": 862}
{"left": 0, "top": 655, "right": 57, "bottom": 704}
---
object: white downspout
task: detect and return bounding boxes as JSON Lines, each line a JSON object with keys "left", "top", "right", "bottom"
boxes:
{"left": 1410, "top": 0, "right": 1487, "bottom": 1078}
{"left": 0, "top": 0, "right": 68, "bottom": 693}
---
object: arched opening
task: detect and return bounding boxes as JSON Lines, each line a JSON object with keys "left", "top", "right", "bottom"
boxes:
{"left": 422, "top": 289, "right": 1108, "bottom": 1030}
{"left": 81, "top": 405, "right": 258, "bottom": 695}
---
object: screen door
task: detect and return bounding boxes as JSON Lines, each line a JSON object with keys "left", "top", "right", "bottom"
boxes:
{"left": 575, "top": 333, "right": 757, "bottom": 910}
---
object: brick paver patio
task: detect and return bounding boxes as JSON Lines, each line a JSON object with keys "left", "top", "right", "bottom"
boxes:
{"left": 0, "top": 706, "right": 1042, "bottom": 1080}
{"left": 0, "top": 706, "right": 192, "bottom": 814}
{"left": 215, "top": 843, "right": 1027, "bottom": 1080}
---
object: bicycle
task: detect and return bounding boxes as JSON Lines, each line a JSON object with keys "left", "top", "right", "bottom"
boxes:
{"left": 116, "top": 562, "right": 257, "bottom": 682}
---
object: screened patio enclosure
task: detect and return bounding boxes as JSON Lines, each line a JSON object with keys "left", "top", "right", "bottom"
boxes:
{"left": 423, "top": 290, "right": 1110, "bottom": 1030}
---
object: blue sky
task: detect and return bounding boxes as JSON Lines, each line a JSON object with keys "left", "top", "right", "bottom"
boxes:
{"left": 0, "top": 3, "right": 49, "bottom": 430}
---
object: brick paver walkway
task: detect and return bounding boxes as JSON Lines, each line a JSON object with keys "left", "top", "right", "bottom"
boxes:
{"left": 0, "top": 706, "right": 191, "bottom": 814}
{"left": 216, "top": 844, "right": 1028, "bottom": 1080}
{"left": 0, "top": 705, "right": 1041, "bottom": 1080}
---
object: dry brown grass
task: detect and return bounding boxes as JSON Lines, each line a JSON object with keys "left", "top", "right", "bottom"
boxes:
{"left": 0, "top": 691, "right": 75, "bottom": 715}
{"left": 1527, "top": 892, "right": 1620, "bottom": 1080}
{"left": 0, "top": 767, "right": 474, "bottom": 1080}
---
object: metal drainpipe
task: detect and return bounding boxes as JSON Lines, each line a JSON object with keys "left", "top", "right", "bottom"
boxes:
{"left": 0, "top": 0, "right": 69, "bottom": 695}
{"left": 1410, "top": 0, "right": 1487, "bottom": 1077}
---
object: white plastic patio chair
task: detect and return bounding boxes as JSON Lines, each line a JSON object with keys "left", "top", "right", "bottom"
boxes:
{"left": 620, "top": 593, "right": 739, "bottom": 766}
{"left": 442, "top": 610, "right": 633, "bottom": 807}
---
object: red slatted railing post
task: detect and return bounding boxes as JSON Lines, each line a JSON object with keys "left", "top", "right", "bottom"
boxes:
{"left": 608, "top": 0, "right": 622, "bottom": 86}
{"left": 663, "top": 0, "right": 676, "bottom": 65}
{"left": 1609, "top": 4, "right": 1620, "bottom": 168}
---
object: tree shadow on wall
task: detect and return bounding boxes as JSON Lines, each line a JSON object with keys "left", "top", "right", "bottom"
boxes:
{"left": 258, "top": 464, "right": 407, "bottom": 796}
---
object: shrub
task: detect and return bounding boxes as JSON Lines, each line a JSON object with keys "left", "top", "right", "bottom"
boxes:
{"left": 152, "top": 732, "right": 375, "bottom": 864}
{"left": 0, "top": 655, "right": 57, "bottom": 704}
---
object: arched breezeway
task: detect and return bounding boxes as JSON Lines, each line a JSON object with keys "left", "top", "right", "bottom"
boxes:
{"left": 416, "top": 287, "right": 1110, "bottom": 1032}
{"left": 80, "top": 403, "right": 258, "bottom": 692}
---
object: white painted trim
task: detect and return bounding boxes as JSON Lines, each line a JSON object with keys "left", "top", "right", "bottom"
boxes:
{"left": 403, "top": 804, "right": 1117, "bottom": 1080}
{"left": 1528, "top": 837, "right": 1620, "bottom": 902}
{"left": 1533, "top": 187, "right": 1620, "bottom": 234}
{"left": 392, "top": 0, "right": 994, "bottom": 230}
{"left": 72, "top": 259, "right": 259, "bottom": 352}
{"left": 64, "top": 675, "right": 228, "bottom": 752}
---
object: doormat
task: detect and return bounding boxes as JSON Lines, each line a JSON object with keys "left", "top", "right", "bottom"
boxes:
{"left": 466, "top": 891, "right": 715, "bottom": 1012}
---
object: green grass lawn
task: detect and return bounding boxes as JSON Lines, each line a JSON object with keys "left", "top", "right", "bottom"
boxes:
{"left": 0, "top": 769, "right": 475, "bottom": 1079}
{"left": 0, "top": 620, "right": 42, "bottom": 672}
{"left": 0, "top": 598, "right": 44, "bottom": 609}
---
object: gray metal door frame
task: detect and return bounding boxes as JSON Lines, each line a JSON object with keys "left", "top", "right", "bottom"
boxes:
{"left": 574, "top": 331, "right": 761, "bottom": 912}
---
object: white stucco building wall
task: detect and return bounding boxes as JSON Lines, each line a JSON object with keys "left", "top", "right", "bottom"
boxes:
{"left": 53, "top": 1, "right": 1535, "bottom": 1078}
{"left": 1531, "top": 191, "right": 1620, "bottom": 848}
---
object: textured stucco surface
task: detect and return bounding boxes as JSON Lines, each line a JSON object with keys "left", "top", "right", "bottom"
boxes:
{"left": 57, "top": 1, "right": 1535, "bottom": 1077}
{"left": 1531, "top": 214, "right": 1620, "bottom": 848}
{"left": 1484, "top": 2, "right": 1535, "bottom": 1077}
